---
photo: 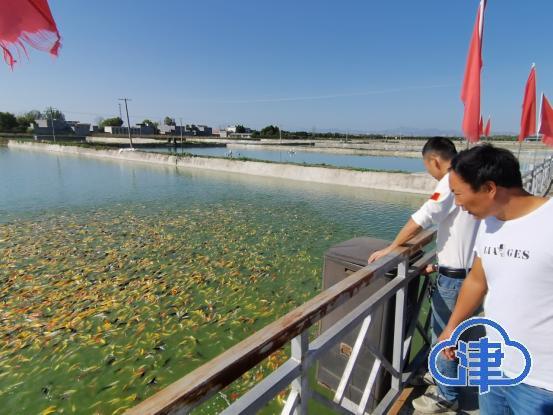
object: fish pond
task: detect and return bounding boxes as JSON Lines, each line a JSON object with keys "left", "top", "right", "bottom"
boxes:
{"left": 0, "top": 147, "right": 427, "bottom": 414}
{"left": 143, "top": 145, "right": 426, "bottom": 173}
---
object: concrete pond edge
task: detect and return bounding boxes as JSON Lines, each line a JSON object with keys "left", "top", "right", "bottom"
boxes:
{"left": 8, "top": 140, "right": 435, "bottom": 195}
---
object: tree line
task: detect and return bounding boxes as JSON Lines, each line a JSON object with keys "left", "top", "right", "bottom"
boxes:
{"left": 0, "top": 108, "right": 65, "bottom": 132}
{"left": 1, "top": 110, "right": 517, "bottom": 141}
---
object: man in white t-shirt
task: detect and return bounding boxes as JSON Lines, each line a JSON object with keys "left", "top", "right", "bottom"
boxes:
{"left": 440, "top": 144, "right": 553, "bottom": 414}
{"left": 369, "top": 137, "right": 480, "bottom": 413}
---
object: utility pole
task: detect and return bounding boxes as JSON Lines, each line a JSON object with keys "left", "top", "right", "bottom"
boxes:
{"left": 279, "top": 124, "right": 282, "bottom": 162}
{"left": 118, "top": 98, "right": 133, "bottom": 149}
{"left": 179, "top": 117, "right": 184, "bottom": 151}
{"left": 50, "top": 111, "right": 56, "bottom": 143}
{"left": 118, "top": 102, "right": 123, "bottom": 120}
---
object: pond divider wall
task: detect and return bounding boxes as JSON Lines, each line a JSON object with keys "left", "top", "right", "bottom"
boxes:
{"left": 8, "top": 141, "right": 436, "bottom": 195}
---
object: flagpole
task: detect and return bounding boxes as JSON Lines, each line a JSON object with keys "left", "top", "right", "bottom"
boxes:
{"left": 517, "top": 63, "right": 536, "bottom": 166}
{"left": 460, "top": 0, "right": 486, "bottom": 150}
{"left": 475, "top": 0, "right": 485, "bottom": 151}
{"left": 531, "top": 66, "right": 540, "bottom": 169}
{"left": 536, "top": 92, "right": 545, "bottom": 139}
{"left": 544, "top": 94, "right": 553, "bottom": 162}
{"left": 532, "top": 92, "right": 544, "bottom": 169}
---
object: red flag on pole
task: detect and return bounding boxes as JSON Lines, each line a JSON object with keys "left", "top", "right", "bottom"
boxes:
{"left": 539, "top": 94, "right": 553, "bottom": 147}
{"left": 484, "top": 116, "right": 491, "bottom": 137}
{"left": 518, "top": 65, "right": 537, "bottom": 141}
{"left": 478, "top": 115, "right": 484, "bottom": 137}
{"left": 461, "top": 0, "right": 486, "bottom": 143}
{"left": 0, "top": 0, "right": 61, "bottom": 68}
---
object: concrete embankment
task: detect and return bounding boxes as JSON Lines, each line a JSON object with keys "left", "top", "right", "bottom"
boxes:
{"left": 84, "top": 136, "right": 551, "bottom": 159}
{"left": 227, "top": 143, "right": 422, "bottom": 158}
{"left": 86, "top": 136, "right": 164, "bottom": 145}
{"left": 167, "top": 138, "right": 553, "bottom": 160}
{"left": 8, "top": 141, "right": 436, "bottom": 194}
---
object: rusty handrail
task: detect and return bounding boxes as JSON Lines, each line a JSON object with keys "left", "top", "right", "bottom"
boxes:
{"left": 126, "top": 228, "right": 436, "bottom": 415}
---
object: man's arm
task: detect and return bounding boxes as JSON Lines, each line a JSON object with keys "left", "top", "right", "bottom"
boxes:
{"left": 368, "top": 181, "right": 454, "bottom": 264}
{"left": 438, "top": 256, "right": 488, "bottom": 360}
{"left": 368, "top": 218, "right": 422, "bottom": 263}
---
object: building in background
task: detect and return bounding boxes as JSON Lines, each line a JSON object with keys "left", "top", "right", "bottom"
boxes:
{"left": 66, "top": 121, "right": 91, "bottom": 136}
{"left": 104, "top": 124, "right": 156, "bottom": 135}
{"left": 33, "top": 118, "right": 69, "bottom": 135}
{"left": 33, "top": 119, "right": 91, "bottom": 137}
{"left": 159, "top": 124, "right": 213, "bottom": 136}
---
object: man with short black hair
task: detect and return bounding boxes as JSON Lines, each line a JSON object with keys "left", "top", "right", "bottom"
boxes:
{"left": 421, "top": 135, "right": 459, "bottom": 162}
{"left": 441, "top": 144, "right": 553, "bottom": 414}
{"left": 369, "top": 137, "right": 480, "bottom": 413}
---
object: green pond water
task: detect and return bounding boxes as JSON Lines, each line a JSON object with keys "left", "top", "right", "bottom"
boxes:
{"left": 0, "top": 148, "right": 427, "bottom": 414}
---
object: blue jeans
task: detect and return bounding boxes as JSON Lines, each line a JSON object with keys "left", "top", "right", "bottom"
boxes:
{"left": 479, "top": 382, "right": 553, "bottom": 414}
{"left": 431, "top": 273, "right": 464, "bottom": 402}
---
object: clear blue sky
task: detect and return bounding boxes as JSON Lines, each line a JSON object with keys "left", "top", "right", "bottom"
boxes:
{"left": 2, "top": 0, "right": 552, "bottom": 134}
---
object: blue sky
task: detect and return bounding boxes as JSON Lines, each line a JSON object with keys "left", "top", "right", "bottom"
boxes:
{"left": 1, "top": 0, "right": 552, "bottom": 134}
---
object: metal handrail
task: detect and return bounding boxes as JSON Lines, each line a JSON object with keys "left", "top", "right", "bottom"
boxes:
{"left": 125, "top": 154, "right": 552, "bottom": 415}
{"left": 522, "top": 155, "right": 553, "bottom": 196}
{"left": 127, "top": 228, "right": 437, "bottom": 415}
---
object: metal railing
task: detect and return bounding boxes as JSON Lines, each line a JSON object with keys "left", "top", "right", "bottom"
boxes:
{"left": 126, "top": 229, "right": 436, "bottom": 415}
{"left": 522, "top": 155, "right": 553, "bottom": 196}
{"left": 124, "top": 156, "right": 553, "bottom": 415}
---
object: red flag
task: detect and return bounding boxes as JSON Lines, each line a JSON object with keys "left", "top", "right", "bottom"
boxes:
{"left": 461, "top": 0, "right": 486, "bottom": 143}
{"left": 479, "top": 115, "right": 484, "bottom": 137}
{"left": 539, "top": 94, "right": 553, "bottom": 147}
{"left": 519, "top": 65, "right": 537, "bottom": 141}
{"left": 484, "top": 116, "right": 491, "bottom": 136}
{"left": 0, "top": 0, "right": 61, "bottom": 68}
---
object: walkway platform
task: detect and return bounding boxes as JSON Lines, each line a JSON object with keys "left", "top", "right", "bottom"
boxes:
{"left": 395, "top": 384, "right": 479, "bottom": 415}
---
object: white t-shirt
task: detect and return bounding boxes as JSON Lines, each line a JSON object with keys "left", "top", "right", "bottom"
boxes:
{"left": 475, "top": 198, "right": 553, "bottom": 391}
{"left": 411, "top": 173, "right": 480, "bottom": 269}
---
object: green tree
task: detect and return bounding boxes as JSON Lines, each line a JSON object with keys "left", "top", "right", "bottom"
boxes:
{"left": 100, "top": 117, "right": 124, "bottom": 127}
{"left": 164, "top": 116, "right": 176, "bottom": 126}
{"left": 235, "top": 124, "right": 246, "bottom": 133}
{"left": 44, "top": 107, "right": 65, "bottom": 121}
{"left": 0, "top": 112, "right": 18, "bottom": 132}
{"left": 141, "top": 119, "right": 159, "bottom": 133}
{"left": 260, "top": 125, "right": 280, "bottom": 137}
{"left": 16, "top": 110, "right": 42, "bottom": 131}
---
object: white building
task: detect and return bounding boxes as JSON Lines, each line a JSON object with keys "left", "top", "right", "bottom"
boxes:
{"left": 104, "top": 125, "right": 155, "bottom": 135}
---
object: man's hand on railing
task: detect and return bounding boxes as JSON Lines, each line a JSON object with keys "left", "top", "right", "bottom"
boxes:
{"left": 368, "top": 219, "right": 423, "bottom": 264}
{"left": 368, "top": 245, "right": 394, "bottom": 264}
{"left": 437, "top": 326, "right": 457, "bottom": 361}
{"left": 422, "top": 263, "right": 437, "bottom": 276}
